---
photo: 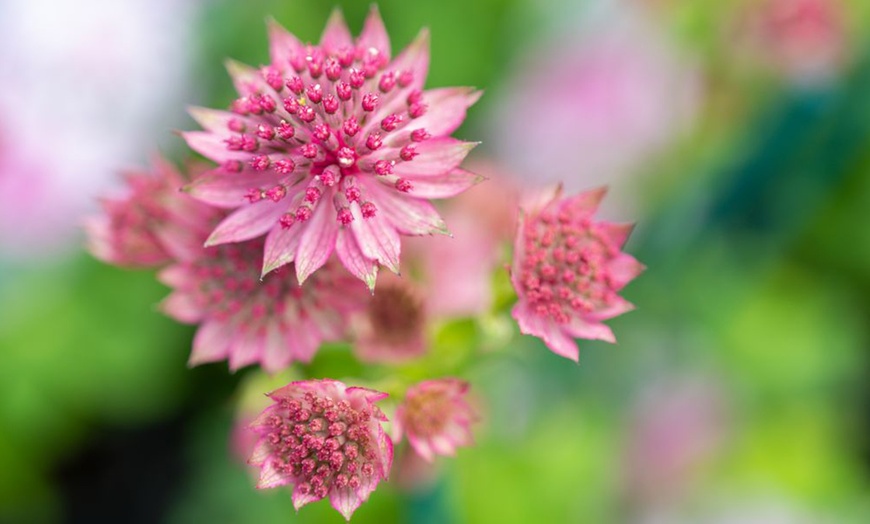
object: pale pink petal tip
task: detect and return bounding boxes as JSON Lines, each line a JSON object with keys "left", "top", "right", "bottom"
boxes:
{"left": 183, "top": 8, "right": 480, "bottom": 286}
{"left": 509, "top": 186, "right": 644, "bottom": 361}
{"left": 247, "top": 379, "right": 393, "bottom": 520}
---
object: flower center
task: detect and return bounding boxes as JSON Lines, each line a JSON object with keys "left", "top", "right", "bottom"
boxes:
{"left": 367, "top": 282, "right": 424, "bottom": 344}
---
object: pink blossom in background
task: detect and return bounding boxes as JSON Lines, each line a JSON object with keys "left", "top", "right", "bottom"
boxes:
{"left": 394, "top": 378, "right": 476, "bottom": 462}
{"left": 737, "top": 0, "right": 847, "bottom": 83}
{"left": 248, "top": 379, "right": 393, "bottom": 521}
{"left": 160, "top": 242, "right": 369, "bottom": 373}
{"left": 352, "top": 271, "right": 428, "bottom": 364}
{"left": 489, "top": 3, "right": 699, "bottom": 218}
{"left": 621, "top": 378, "right": 728, "bottom": 510}
{"left": 408, "top": 159, "right": 519, "bottom": 318}
{"left": 183, "top": 7, "right": 482, "bottom": 289}
{"left": 85, "top": 156, "right": 217, "bottom": 268}
{"left": 0, "top": 0, "right": 194, "bottom": 258}
{"left": 510, "top": 186, "right": 644, "bottom": 361}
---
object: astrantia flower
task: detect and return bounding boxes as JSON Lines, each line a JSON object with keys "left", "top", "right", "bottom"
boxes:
{"left": 159, "top": 238, "right": 368, "bottom": 372}
{"left": 85, "top": 156, "right": 216, "bottom": 267}
{"left": 352, "top": 272, "right": 427, "bottom": 363}
{"left": 248, "top": 379, "right": 393, "bottom": 520}
{"left": 183, "top": 7, "right": 482, "bottom": 289}
{"left": 394, "top": 378, "right": 475, "bottom": 462}
{"left": 510, "top": 186, "right": 644, "bottom": 361}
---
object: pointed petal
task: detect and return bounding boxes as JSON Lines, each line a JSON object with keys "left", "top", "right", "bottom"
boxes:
{"left": 225, "top": 59, "right": 267, "bottom": 96}
{"left": 262, "top": 221, "right": 303, "bottom": 275}
{"left": 257, "top": 459, "right": 292, "bottom": 489}
{"left": 267, "top": 17, "right": 305, "bottom": 67}
{"left": 607, "top": 253, "right": 645, "bottom": 290}
{"left": 401, "top": 168, "right": 484, "bottom": 199}
{"left": 564, "top": 317, "right": 616, "bottom": 344}
{"left": 205, "top": 201, "right": 284, "bottom": 246}
{"left": 160, "top": 291, "right": 204, "bottom": 324}
{"left": 386, "top": 138, "right": 477, "bottom": 177}
{"left": 589, "top": 296, "right": 635, "bottom": 321}
{"left": 295, "top": 201, "right": 339, "bottom": 284}
{"left": 185, "top": 168, "right": 284, "bottom": 208}
{"left": 599, "top": 221, "right": 635, "bottom": 249}
{"left": 157, "top": 265, "right": 189, "bottom": 287}
{"left": 357, "top": 5, "right": 391, "bottom": 60}
{"left": 182, "top": 131, "right": 248, "bottom": 163}
{"left": 189, "top": 320, "right": 232, "bottom": 366}
{"left": 291, "top": 483, "right": 323, "bottom": 510}
{"left": 330, "top": 487, "right": 362, "bottom": 521}
{"left": 393, "top": 87, "right": 481, "bottom": 142}
{"left": 512, "top": 303, "right": 579, "bottom": 361}
{"left": 350, "top": 205, "right": 401, "bottom": 274}
{"left": 320, "top": 8, "right": 353, "bottom": 54}
{"left": 228, "top": 327, "right": 265, "bottom": 371}
{"left": 261, "top": 322, "right": 293, "bottom": 373}
{"left": 187, "top": 106, "right": 253, "bottom": 134}
{"left": 560, "top": 186, "right": 608, "bottom": 217}
{"left": 362, "top": 178, "right": 448, "bottom": 235}
{"left": 335, "top": 229, "right": 378, "bottom": 290}
{"left": 389, "top": 28, "right": 429, "bottom": 91}
{"left": 284, "top": 319, "right": 322, "bottom": 362}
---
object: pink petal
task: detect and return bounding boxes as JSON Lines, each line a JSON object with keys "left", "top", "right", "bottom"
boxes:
{"left": 228, "top": 327, "right": 265, "bottom": 371}
{"left": 388, "top": 138, "right": 477, "bottom": 177}
{"left": 187, "top": 106, "right": 253, "bottom": 134}
{"left": 559, "top": 186, "right": 608, "bottom": 217}
{"left": 267, "top": 17, "right": 305, "bottom": 67}
{"left": 226, "top": 59, "right": 269, "bottom": 96}
{"left": 185, "top": 168, "right": 283, "bottom": 209}
{"left": 295, "top": 200, "right": 339, "bottom": 284}
{"left": 260, "top": 323, "right": 290, "bottom": 375}
{"left": 509, "top": 212, "right": 528, "bottom": 291}
{"left": 361, "top": 178, "right": 448, "bottom": 235}
{"left": 205, "top": 201, "right": 284, "bottom": 246}
{"left": 564, "top": 317, "right": 616, "bottom": 344}
{"left": 393, "top": 87, "right": 481, "bottom": 141}
{"left": 589, "top": 296, "right": 636, "bottom": 321}
{"left": 157, "top": 265, "right": 188, "bottom": 287}
{"left": 189, "top": 320, "right": 232, "bottom": 366}
{"left": 408, "top": 434, "right": 434, "bottom": 462}
{"left": 335, "top": 229, "right": 378, "bottom": 290}
{"left": 349, "top": 205, "right": 401, "bottom": 274}
{"left": 258, "top": 459, "right": 292, "bottom": 489}
{"left": 319, "top": 8, "right": 353, "bottom": 54}
{"left": 607, "top": 253, "right": 645, "bottom": 290}
{"left": 261, "top": 222, "right": 303, "bottom": 276}
{"left": 285, "top": 320, "right": 322, "bottom": 362}
{"left": 291, "top": 484, "right": 322, "bottom": 510}
{"left": 160, "top": 291, "right": 204, "bottom": 324}
{"left": 357, "top": 5, "right": 391, "bottom": 60}
{"left": 599, "top": 221, "right": 635, "bottom": 248}
{"left": 330, "top": 486, "right": 363, "bottom": 521}
{"left": 402, "top": 168, "right": 484, "bottom": 199}
{"left": 512, "top": 303, "right": 580, "bottom": 361}
{"left": 182, "top": 131, "right": 249, "bottom": 163}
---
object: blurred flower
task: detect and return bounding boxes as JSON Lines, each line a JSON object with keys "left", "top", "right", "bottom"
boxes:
{"left": 85, "top": 156, "right": 216, "bottom": 268}
{"left": 352, "top": 271, "right": 427, "bottom": 364}
{"left": 248, "top": 379, "right": 392, "bottom": 520}
{"left": 159, "top": 241, "right": 369, "bottom": 372}
{"left": 510, "top": 186, "right": 644, "bottom": 361}
{"left": 410, "top": 159, "right": 519, "bottom": 317}
{"left": 394, "top": 378, "right": 476, "bottom": 462}
{"left": 736, "top": 0, "right": 847, "bottom": 83}
{"left": 0, "top": 0, "right": 193, "bottom": 257}
{"left": 489, "top": 3, "right": 698, "bottom": 217}
{"left": 183, "top": 7, "right": 482, "bottom": 289}
{"left": 621, "top": 378, "right": 728, "bottom": 510}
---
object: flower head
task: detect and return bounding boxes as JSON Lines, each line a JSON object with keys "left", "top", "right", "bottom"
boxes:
{"left": 510, "top": 186, "right": 644, "bottom": 361}
{"left": 248, "top": 379, "right": 393, "bottom": 520}
{"left": 160, "top": 238, "right": 369, "bottom": 372}
{"left": 394, "top": 378, "right": 475, "bottom": 462}
{"left": 352, "top": 272, "right": 427, "bottom": 363}
{"left": 85, "top": 156, "right": 216, "bottom": 267}
{"left": 182, "top": 7, "right": 482, "bottom": 290}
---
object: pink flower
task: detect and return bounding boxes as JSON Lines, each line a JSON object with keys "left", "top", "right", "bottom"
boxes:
{"left": 182, "top": 7, "right": 482, "bottom": 290}
{"left": 159, "top": 240, "right": 369, "bottom": 372}
{"left": 510, "top": 186, "right": 644, "bottom": 361}
{"left": 352, "top": 271, "right": 427, "bottom": 363}
{"left": 248, "top": 379, "right": 393, "bottom": 520}
{"left": 394, "top": 378, "right": 475, "bottom": 462}
{"left": 85, "top": 156, "right": 216, "bottom": 267}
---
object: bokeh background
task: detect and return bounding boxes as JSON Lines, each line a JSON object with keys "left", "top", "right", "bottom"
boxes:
{"left": 2, "top": 0, "right": 870, "bottom": 522}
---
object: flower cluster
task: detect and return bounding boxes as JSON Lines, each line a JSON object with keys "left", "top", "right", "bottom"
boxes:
{"left": 87, "top": 6, "right": 644, "bottom": 521}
